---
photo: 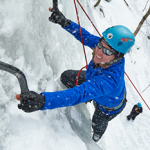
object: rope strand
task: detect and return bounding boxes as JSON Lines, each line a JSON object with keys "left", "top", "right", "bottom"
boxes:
{"left": 125, "top": 72, "right": 150, "bottom": 110}
{"left": 73, "top": 0, "right": 88, "bottom": 85}
{"left": 76, "top": 0, "right": 102, "bottom": 37}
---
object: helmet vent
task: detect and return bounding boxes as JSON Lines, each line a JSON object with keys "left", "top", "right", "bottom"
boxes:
{"left": 107, "top": 33, "right": 113, "bottom": 39}
{"left": 117, "top": 41, "right": 123, "bottom": 46}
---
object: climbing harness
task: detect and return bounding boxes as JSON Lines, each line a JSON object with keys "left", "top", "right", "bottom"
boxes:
{"left": 99, "top": 91, "right": 127, "bottom": 111}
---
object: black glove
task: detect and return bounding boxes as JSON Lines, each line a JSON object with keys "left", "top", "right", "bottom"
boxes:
{"left": 49, "top": 9, "right": 71, "bottom": 27}
{"left": 18, "top": 91, "right": 45, "bottom": 113}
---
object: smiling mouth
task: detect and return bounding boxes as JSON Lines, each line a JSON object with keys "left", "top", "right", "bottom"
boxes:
{"left": 96, "top": 54, "right": 102, "bottom": 59}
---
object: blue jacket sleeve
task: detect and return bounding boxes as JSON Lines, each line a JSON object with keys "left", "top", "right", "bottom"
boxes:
{"left": 41, "top": 68, "right": 122, "bottom": 110}
{"left": 62, "top": 21, "right": 100, "bottom": 49}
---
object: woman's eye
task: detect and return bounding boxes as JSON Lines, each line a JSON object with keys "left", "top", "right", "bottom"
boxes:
{"left": 106, "top": 50, "right": 112, "bottom": 55}
{"left": 107, "top": 51, "right": 111, "bottom": 55}
{"left": 98, "top": 43, "right": 102, "bottom": 49}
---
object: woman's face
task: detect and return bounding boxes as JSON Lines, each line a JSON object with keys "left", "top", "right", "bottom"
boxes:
{"left": 93, "top": 40, "right": 115, "bottom": 65}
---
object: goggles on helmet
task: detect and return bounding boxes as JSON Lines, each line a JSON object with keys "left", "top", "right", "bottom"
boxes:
{"left": 97, "top": 38, "right": 116, "bottom": 56}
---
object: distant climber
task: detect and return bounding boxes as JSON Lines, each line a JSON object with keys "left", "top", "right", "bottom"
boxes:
{"left": 127, "top": 103, "right": 143, "bottom": 121}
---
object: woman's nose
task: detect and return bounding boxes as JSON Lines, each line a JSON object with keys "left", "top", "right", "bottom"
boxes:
{"left": 97, "top": 47, "right": 103, "bottom": 54}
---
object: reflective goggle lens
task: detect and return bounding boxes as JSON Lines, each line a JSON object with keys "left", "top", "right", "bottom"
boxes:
{"left": 97, "top": 41, "right": 115, "bottom": 56}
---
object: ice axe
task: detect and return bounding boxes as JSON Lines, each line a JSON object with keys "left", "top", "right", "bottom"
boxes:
{"left": 0, "top": 61, "right": 29, "bottom": 100}
{"left": 49, "top": 0, "right": 58, "bottom": 12}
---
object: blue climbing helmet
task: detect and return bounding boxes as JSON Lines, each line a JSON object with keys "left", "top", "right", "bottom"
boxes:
{"left": 137, "top": 102, "right": 142, "bottom": 108}
{"left": 102, "top": 25, "right": 135, "bottom": 54}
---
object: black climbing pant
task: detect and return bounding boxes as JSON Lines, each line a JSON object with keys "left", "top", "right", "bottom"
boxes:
{"left": 61, "top": 70, "right": 86, "bottom": 88}
{"left": 92, "top": 105, "right": 119, "bottom": 136}
{"left": 60, "top": 69, "right": 125, "bottom": 138}
{"left": 127, "top": 112, "right": 138, "bottom": 120}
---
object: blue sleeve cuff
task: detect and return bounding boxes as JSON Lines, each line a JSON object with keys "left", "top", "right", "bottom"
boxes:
{"left": 40, "top": 92, "right": 51, "bottom": 110}
{"left": 62, "top": 20, "right": 100, "bottom": 49}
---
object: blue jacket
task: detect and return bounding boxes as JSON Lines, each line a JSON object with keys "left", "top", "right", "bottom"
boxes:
{"left": 41, "top": 21, "right": 126, "bottom": 115}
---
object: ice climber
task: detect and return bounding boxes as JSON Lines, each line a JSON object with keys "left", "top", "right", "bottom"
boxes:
{"left": 127, "top": 103, "right": 143, "bottom": 121}
{"left": 17, "top": 9, "right": 135, "bottom": 142}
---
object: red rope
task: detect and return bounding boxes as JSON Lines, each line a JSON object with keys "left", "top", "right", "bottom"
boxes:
{"left": 125, "top": 72, "right": 150, "bottom": 110}
{"left": 73, "top": 0, "right": 88, "bottom": 85}
{"left": 76, "top": 65, "right": 88, "bottom": 86}
{"left": 142, "top": 84, "right": 150, "bottom": 93}
{"left": 73, "top": 0, "right": 88, "bottom": 67}
{"left": 76, "top": 0, "right": 102, "bottom": 37}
